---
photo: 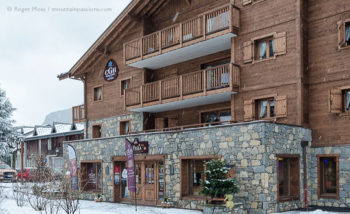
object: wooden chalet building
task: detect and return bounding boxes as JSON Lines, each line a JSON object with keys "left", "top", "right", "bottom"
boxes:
{"left": 59, "top": 0, "right": 350, "bottom": 213}
{"left": 18, "top": 123, "right": 84, "bottom": 173}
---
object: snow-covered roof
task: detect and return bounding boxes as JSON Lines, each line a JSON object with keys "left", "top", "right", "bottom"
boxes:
{"left": 53, "top": 122, "right": 72, "bottom": 133}
{"left": 74, "top": 123, "right": 85, "bottom": 131}
{"left": 35, "top": 125, "right": 52, "bottom": 136}
{"left": 23, "top": 122, "right": 84, "bottom": 141}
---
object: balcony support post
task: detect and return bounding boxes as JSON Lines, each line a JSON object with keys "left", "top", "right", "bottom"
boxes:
{"left": 203, "top": 70, "right": 207, "bottom": 95}
{"left": 159, "top": 81, "right": 162, "bottom": 102}
{"left": 158, "top": 31, "right": 162, "bottom": 54}
{"left": 179, "top": 75, "right": 183, "bottom": 100}
{"left": 140, "top": 38, "right": 143, "bottom": 60}
{"left": 179, "top": 23, "right": 183, "bottom": 47}
{"left": 203, "top": 14, "right": 207, "bottom": 39}
{"left": 140, "top": 85, "right": 143, "bottom": 107}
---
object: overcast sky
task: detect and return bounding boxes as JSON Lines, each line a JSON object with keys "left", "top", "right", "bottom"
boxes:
{"left": 0, "top": 0, "right": 131, "bottom": 126}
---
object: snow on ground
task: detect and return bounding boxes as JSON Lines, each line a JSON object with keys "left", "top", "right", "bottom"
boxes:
{"left": 276, "top": 210, "right": 349, "bottom": 214}
{"left": 0, "top": 183, "right": 202, "bottom": 214}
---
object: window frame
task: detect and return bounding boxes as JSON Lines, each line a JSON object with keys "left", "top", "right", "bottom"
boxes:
{"left": 252, "top": 33, "right": 276, "bottom": 63}
{"left": 93, "top": 85, "right": 103, "bottom": 102}
{"left": 256, "top": 97, "right": 275, "bottom": 119}
{"left": 343, "top": 89, "right": 350, "bottom": 112}
{"left": 80, "top": 160, "right": 103, "bottom": 193}
{"left": 92, "top": 124, "right": 102, "bottom": 139}
{"left": 120, "top": 77, "right": 132, "bottom": 96}
{"left": 180, "top": 155, "right": 220, "bottom": 200}
{"left": 317, "top": 154, "right": 340, "bottom": 199}
{"left": 119, "top": 120, "right": 131, "bottom": 135}
{"left": 199, "top": 108, "right": 231, "bottom": 124}
{"left": 276, "top": 154, "right": 300, "bottom": 203}
{"left": 254, "top": 36, "right": 274, "bottom": 61}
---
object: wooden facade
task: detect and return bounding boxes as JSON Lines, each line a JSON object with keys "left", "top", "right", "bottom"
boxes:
{"left": 63, "top": 0, "right": 350, "bottom": 150}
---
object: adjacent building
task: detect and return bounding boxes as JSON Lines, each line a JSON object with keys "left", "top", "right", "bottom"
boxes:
{"left": 58, "top": 0, "right": 350, "bottom": 213}
{"left": 16, "top": 123, "right": 84, "bottom": 173}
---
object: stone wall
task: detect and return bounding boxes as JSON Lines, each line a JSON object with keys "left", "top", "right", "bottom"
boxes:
{"left": 64, "top": 121, "right": 311, "bottom": 214}
{"left": 86, "top": 113, "right": 143, "bottom": 138}
{"left": 309, "top": 146, "right": 350, "bottom": 208}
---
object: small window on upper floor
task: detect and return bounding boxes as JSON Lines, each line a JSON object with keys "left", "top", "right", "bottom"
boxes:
{"left": 119, "top": 120, "right": 130, "bottom": 135}
{"left": 344, "top": 89, "right": 350, "bottom": 112}
{"left": 256, "top": 98, "right": 275, "bottom": 119}
{"left": 329, "top": 88, "right": 350, "bottom": 114}
{"left": 255, "top": 37, "right": 274, "bottom": 60}
{"left": 92, "top": 125, "right": 102, "bottom": 138}
{"left": 93, "top": 86, "right": 102, "bottom": 101}
{"left": 243, "top": 32, "right": 286, "bottom": 64}
{"left": 338, "top": 20, "right": 350, "bottom": 49}
{"left": 121, "top": 79, "right": 130, "bottom": 96}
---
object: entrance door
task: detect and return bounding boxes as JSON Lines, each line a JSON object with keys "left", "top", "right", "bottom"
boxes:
{"left": 143, "top": 162, "right": 157, "bottom": 205}
{"left": 114, "top": 160, "right": 164, "bottom": 205}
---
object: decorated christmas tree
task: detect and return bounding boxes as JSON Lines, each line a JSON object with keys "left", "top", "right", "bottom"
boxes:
{"left": 200, "top": 159, "right": 238, "bottom": 200}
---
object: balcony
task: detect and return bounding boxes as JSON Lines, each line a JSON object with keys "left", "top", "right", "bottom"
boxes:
{"left": 123, "top": 4, "right": 240, "bottom": 69}
{"left": 72, "top": 105, "right": 85, "bottom": 123}
{"left": 125, "top": 63, "right": 240, "bottom": 112}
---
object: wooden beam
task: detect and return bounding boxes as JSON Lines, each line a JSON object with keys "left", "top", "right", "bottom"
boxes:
{"left": 147, "top": 0, "right": 167, "bottom": 17}
{"left": 186, "top": 0, "right": 191, "bottom": 5}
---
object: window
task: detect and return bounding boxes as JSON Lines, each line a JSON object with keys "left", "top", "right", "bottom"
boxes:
{"left": 277, "top": 155, "right": 300, "bottom": 202}
{"left": 119, "top": 121, "right": 130, "bottom": 135}
{"left": 318, "top": 155, "right": 339, "bottom": 199}
{"left": 256, "top": 98, "right": 275, "bottom": 119}
{"left": 344, "top": 89, "right": 350, "bottom": 112}
{"left": 329, "top": 88, "right": 350, "bottom": 113}
{"left": 200, "top": 109, "right": 231, "bottom": 124}
{"left": 255, "top": 37, "right": 274, "bottom": 60}
{"left": 346, "top": 22, "right": 350, "bottom": 47}
{"left": 121, "top": 79, "right": 130, "bottom": 96}
{"left": 92, "top": 125, "right": 102, "bottom": 138}
{"left": 93, "top": 86, "right": 102, "bottom": 101}
{"left": 243, "top": 32, "right": 286, "bottom": 64}
{"left": 244, "top": 96, "right": 287, "bottom": 121}
{"left": 338, "top": 20, "right": 350, "bottom": 49}
{"left": 181, "top": 159, "right": 207, "bottom": 197}
{"left": 80, "top": 162, "right": 102, "bottom": 192}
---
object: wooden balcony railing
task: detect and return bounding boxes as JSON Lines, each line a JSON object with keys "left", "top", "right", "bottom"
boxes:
{"left": 125, "top": 63, "right": 240, "bottom": 107}
{"left": 130, "top": 120, "right": 234, "bottom": 134}
{"left": 72, "top": 105, "right": 85, "bottom": 123}
{"left": 124, "top": 4, "right": 240, "bottom": 62}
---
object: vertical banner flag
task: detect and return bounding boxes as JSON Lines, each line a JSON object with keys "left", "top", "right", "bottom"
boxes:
{"left": 67, "top": 144, "right": 78, "bottom": 190}
{"left": 125, "top": 139, "right": 136, "bottom": 192}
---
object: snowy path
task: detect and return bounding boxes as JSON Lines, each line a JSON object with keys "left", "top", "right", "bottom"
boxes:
{"left": 0, "top": 183, "right": 202, "bottom": 214}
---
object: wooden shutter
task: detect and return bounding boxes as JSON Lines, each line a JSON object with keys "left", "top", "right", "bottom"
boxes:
{"left": 242, "top": 0, "right": 252, "bottom": 5}
{"left": 244, "top": 100, "right": 254, "bottom": 121}
{"left": 181, "top": 160, "right": 189, "bottom": 197}
{"left": 155, "top": 118, "right": 165, "bottom": 129}
{"left": 80, "top": 163, "right": 87, "bottom": 191}
{"left": 338, "top": 21, "right": 346, "bottom": 49}
{"left": 243, "top": 41, "right": 253, "bottom": 63}
{"left": 275, "top": 96, "right": 287, "bottom": 118}
{"left": 168, "top": 118, "right": 177, "bottom": 127}
{"left": 329, "top": 89, "right": 342, "bottom": 113}
{"left": 289, "top": 158, "right": 300, "bottom": 198}
{"left": 274, "top": 32, "right": 287, "bottom": 56}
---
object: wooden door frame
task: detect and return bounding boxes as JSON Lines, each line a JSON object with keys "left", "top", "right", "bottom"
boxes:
{"left": 113, "top": 155, "right": 166, "bottom": 205}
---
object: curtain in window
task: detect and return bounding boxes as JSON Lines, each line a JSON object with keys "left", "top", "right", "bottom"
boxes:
{"left": 270, "top": 100, "right": 275, "bottom": 117}
{"left": 97, "top": 88, "right": 101, "bottom": 100}
{"left": 259, "top": 42, "right": 267, "bottom": 59}
{"left": 346, "top": 26, "right": 350, "bottom": 46}
{"left": 259, "top": 100, "right": 267, "bottom": 118}
{"left": 346, "top": 91, "right": 350, "bottom": 110}
{"left": 124, "top": 81, "right": 129, "bottom": 89}
{"left": 125, "top": 122, "right": 129, "bottom": 134}
{"left": 269, "top": 40, "right": 274, "bottom": 57}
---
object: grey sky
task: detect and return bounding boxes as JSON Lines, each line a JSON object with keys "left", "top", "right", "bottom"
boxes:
{"left": 0, "top": 0, "right": 132, "bottom": 126}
